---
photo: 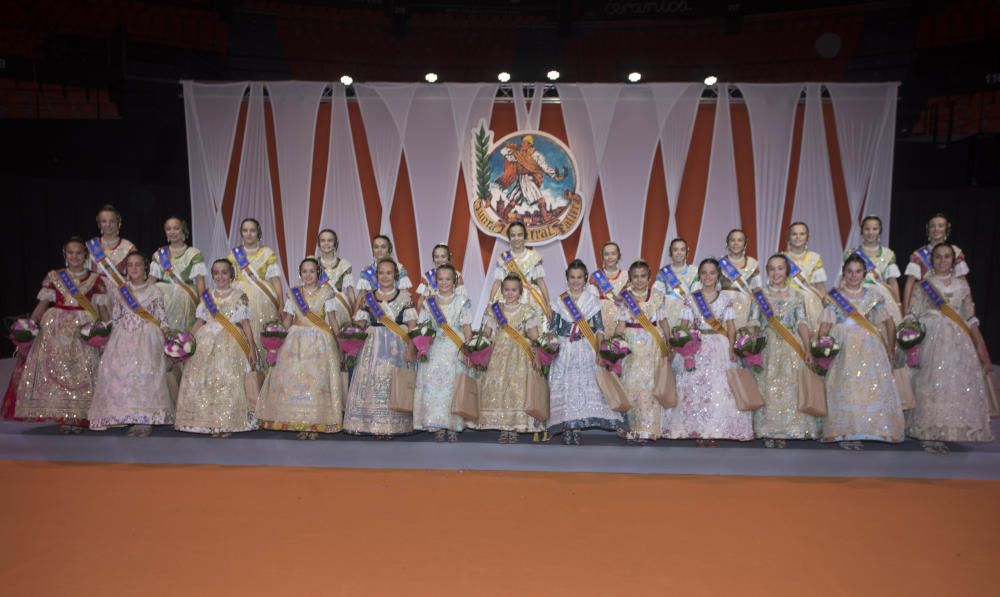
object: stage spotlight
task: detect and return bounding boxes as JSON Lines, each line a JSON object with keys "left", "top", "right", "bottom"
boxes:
{"left": 628, "top": 72, "right": 642, "bottom": 83}
{"left": 547, "top": 70, "right": 560, "bottom": 81}
{"left": 498, "top": 72, "right": 511, "bottom": 83}
{"left": 340, "top": 75, "right": 353, "bottom": 86}
{"left": 425, "top": 72, "right": 438, "bottom": 83}
{"left": 704, "top": 75, "right": 718, "bottom": 86}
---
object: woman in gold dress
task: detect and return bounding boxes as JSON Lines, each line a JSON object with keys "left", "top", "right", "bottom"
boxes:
{"left": 783, "top": 222, "right": 828, "bottom": 329}
{"left": 227, "top": 218, "right": 283, "bottom": 364}
{"left": 174, "top": 260, "right": 257, "bottom": 437}
{"left": 256, "top": 258, "right": 344, "bottom": 439}
{"left": 486, "top": 222, "right": 551, "bottom": 320}
{"left": 478, "top": 275, "right": 543, "bottom": 444}
{"left": 721, "top": 228, "right": 760, "bottom": 329}
{"left": 315, "top": 228, "right": 354, "bottom": 326}
{"left": 589, "top": 241, "right": 628, "bottom": 335}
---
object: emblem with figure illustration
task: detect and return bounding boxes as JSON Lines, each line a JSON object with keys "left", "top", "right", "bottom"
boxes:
{"left": 471, "top": 122, "right": 584, "bottom": 244}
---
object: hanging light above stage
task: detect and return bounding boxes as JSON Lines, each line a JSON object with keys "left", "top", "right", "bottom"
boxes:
{"left": 425, "top": 73, "right": 438, "bottom": 83}
{"left": 497, "top": 72, "right": 511, "bottom": 83}
{"left": 340, "top": 75, "right": 353, "bottom": 86}
{"left": 546, "top": 70, "right": 560, "bottom": 81}
{"left": 628, "top": 72, "right": 642, "bottom": 83}
{"left": 704, "top": 75, "right": 718, "bottom": 86}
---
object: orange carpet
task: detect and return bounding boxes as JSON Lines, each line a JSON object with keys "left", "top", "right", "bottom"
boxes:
{"left": 2, "top": 461, "right": 999, "bottom": 596}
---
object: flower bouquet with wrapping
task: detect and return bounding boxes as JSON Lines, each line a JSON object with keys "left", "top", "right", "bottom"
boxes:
{"left": 408, "top": 322, "right": 436, "bottom": 362}
{"left": 260, "top": 320, "right": 287, "bottom": 366}
{"left": 462, "top": 331, "right": 493, "bottom": 372}
{"left": 810, "top": 335, "right": 841, "bottom": 376}
{"left": 78, "top": 321, "right": 112, "bottom": 349}
{"left": 598, "top": 334, "right": 631, "bottom": 375}
{"left": 336, "top": 324, "right": 368, "bottom": 369}
{"left": 670, "top": 326, "right": 702, "bottom": 371}
{"left": 532, "top": 332, "right": 561, "bottom": 377}
{"left": 164, "top": 330, "right": 196, "bottom": 361}
{"left": 8, "top": 318, "right": 39, "bottom": 357}
{"left": 896, "top": 320, "right": 926, "bottom": 368}
{"left": 733, "top": 326, "right": 767, "bottom": 373}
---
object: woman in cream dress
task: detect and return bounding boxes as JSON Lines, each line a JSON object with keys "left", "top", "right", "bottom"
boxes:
{"left": 227, "top": 218, "right": 283, "bottom": 364}
{"left": 149, "top": 217, "right": 206, "bottom": 332}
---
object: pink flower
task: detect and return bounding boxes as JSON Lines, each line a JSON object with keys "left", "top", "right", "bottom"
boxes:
{"left": 412, "top": 334, "right": 435, "bottom": 362}
{"left": 260, "top": 335, "right": 285, "bottom": 352}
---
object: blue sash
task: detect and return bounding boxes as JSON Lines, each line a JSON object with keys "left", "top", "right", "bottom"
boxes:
{"left": 591, "top": 269, "right": 614, "bottom": 296}
{"left": 851, "top": 247, "right": 877, "bottom": 273}
{"left": 364, "top": 292, "right": 386, "bottom": 320}
{"left": 658, "top": 265, "right": 683, "bottom": 290}
{"left": 361, "top": 264, "right": 377, "bottom": 287}
{"left": 423, "top": 268, "right": 438, "bottom": 291}
{"left": 752, "top": 290, "right": 773, "bottom": 319}
{"left": 201, "top": 290, "right": 219, "bottom": 314}
{"left": 827, "top": 288, "right": 855, "bottom": 316}
{"left": 291, "top": 287, "right": 311, "bottom": 315}
{"left": 119, "top": 285, "right": 160, "bottom": 327}
{"left": 718, "top": 257, "right": 741, "bottom": 282}
{"left": 231, "top": 246, "right": 250, "bottom": 269}
{"left": 918, "top": 281, "right": 943, "bottom": 307}
{"left": 917, "top": 246, "right": 932, "bottom": 268}
{"left": 157, "top": 246, "right": 173, "bottom": 271}
{"left": 692, "top": 290, "right": 726, "bottom": 334}
{"left": 491, "top": 302, "right": 508, "bottom": 327}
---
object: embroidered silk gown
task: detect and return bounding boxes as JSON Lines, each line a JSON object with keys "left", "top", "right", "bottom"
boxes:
{"left": 662, "top": 292, "right": 754, "bottom": 441}
{"left": 546, "top": 287, "right": 624, "bottom": 435}
{"left": 906, "top": 274, "right": 992, "bottom": 442}
{"left": 784, "top": 250, "right": 827, "bottom": 329}
{"left": 15, "top": 270, "right": 107, "bottom": 423}
{"left": 840, "top": 246, "right": 902, "bottom": 324}
{"left": 89, "top": 282, "right": 173, "bottom": 429}
{"left": 819, "top": 288, "right": 904, "bottom": 443}
{"left": 150, "top": 245, "right": 206, "bottom": 331}
{"left": 412, "top": 295, "right": 471, "bottom": 433}
{"left": 748, "top": 287, "right": 820, "bottom": 439}
{"left": 228, "top": 246, "right": 282, "bottom": 362}
{"left": 616, "top": 288, "right": 669, "bottom": 440}
{"left": 342, "top": 290, "right": 416, "bottom": 435}
{"left": 477, "top": 303, "right": 544, "bottom": 433}
{"left": 256, "top": 285, "right": 344, "bottom": 432}
{"left": 174, "top": 289, "right": 256, "bottom": 434}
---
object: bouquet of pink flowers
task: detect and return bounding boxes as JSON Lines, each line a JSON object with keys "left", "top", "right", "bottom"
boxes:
{"left": 337, "top": 324, "right": 368, "bottom": 369}
{"left": 408, "top": 322, "right": 436, "bottom": 362}
{"left": 896, "top": 320, "right": 926, "bottom": 368}
{"left": 598, "top": 334, "right": 631, "bottom": 375}
{"left": 260, "top": 320, "right": 287, "bottom": 366}
{"left": 810, "top": 335, "right": 841, "bottom": 376}
{"left": 670, "top": 326, "right": 702, "bottom": 371}
{"left": 164, "top": 330, "right": 196, "bottom": 360}
{"left": 9, "top": 318, "right": 39, "bottom": 357}
{"left": 733, "top": 326, "right": 767, "bottom": 373}
{"left": 79, "top": 321, "right": 112, "bottom": 349}
{"left": 533, "top": 332, "right": 561, "bottom": 376}
{"left": 463, "top": 331, "right": 493, "bottom": 372}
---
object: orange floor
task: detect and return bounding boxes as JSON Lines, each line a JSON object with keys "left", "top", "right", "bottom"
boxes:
{"left": 2, "top": 461, "right": 999, "bottom": 596}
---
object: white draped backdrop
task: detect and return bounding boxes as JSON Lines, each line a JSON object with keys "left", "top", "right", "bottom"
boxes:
{"left": 183, "top": 81, "right": 898, "bottom": 322}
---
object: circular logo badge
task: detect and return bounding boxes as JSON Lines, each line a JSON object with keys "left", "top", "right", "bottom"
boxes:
{"left": 470, "top": 124, "right": 584, "bottom": 245}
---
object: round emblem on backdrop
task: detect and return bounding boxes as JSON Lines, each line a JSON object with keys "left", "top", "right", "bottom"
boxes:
{"left": 470, "top": 122, "right": 584, "bottom": 245}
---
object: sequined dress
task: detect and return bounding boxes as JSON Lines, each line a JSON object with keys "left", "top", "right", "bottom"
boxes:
{"left": 724, "top": 255, "right": 760, "bottom": 329}
{"left": 227, "top": 246, "right": 282, "bottom": 362}
{"left": 319, "top": 255, "right": 354, "bottom": 326}
{"left": 819, "top": 288, "right": 903, "bottom": 442}
{"left": 616, "top": 288, "right": 669, "bottom": 440}
{"left": 906, "top": 274, "right": 992, "bottom": 442}
{"left": 15, "top": 270, "right": 107, "bottom": 423}
{"left": 490, "top": 248, "right": 547, "bottom": 313}
{"left": 478, "top": 303, "right": 543, "bottom": 433}
{"left": 546, "top": 288, "right": 624, "bottom": 435}
{"left": 150, "top": 245, "right": 206, "bottom": 331}
{"left": 662, "top": 292, "right": 754, "bottom": 440}
{"left": 257, "top": 286, "right": 344, "bottom": 432}
{"left": 840, "top": 245, "right": 902, "bottom": 324}
{"left": 748, "top": 287, "right": 820, "bottom": 439}
{"left": 342, "top": 291, "right": 416, "bottom": 435}
{"left": 174, "top": 289, "right": 256, "bottom": 434}
{"left": 589, "top": 268, "right": 628, "bottom": 334}
{"left": 412, "top": 294, "right": 471, "bottom": 432}
{"left": 89, "top": 282, "right": 174, "bottom": 429}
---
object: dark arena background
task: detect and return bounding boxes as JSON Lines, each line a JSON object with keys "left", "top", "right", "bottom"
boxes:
{"left": 1, "top": 2, "right": 999, "bottom": 596}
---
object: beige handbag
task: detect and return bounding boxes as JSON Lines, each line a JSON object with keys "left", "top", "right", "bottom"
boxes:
{"left": 984, "top": 368, "right": 1000, "bottom": 418}
{"left": 595, "top": 368, "right": 631, "bottom": 412}
{"left": 389, "top": 367, "right": 416, "bottom": 413}
{"left": 450, "top": 373, "right": 480, "bottom": 420}
{"left": 728, "top": 368, "right": 765, "bottom": 411}
{"left": 653, "top": 357, "right": 678, "bottom": 408}
{"left": 796, "top": 367, "right": 827, "bottom": 417}
{"left": 524, "top": 371, "right": 550, "bottom": 422}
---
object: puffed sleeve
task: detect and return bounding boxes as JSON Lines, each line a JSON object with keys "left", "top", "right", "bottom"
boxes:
{"left": 719, "top": 297, "right": 736, "bottom": 322}
{"left": 678, "top": 305, "right": 695, "bottom": 323}
{"left": 748, "top": 297, "right": 761, "bottom": 325}
{"left": 529, "top": 262, "right": 545, "bottom": 280}
{"left": 655, "top": 296, "right": 671, "bottom": 324}
{"left": 149, "top": 259, "right": 164, "bottom": 279}
{"left": 265, "top": 262, "right": 282, "bottom": 280}
{"left": 868, "top": 297, "right": 888, "bottom": 325}
{"left": 397, "top": 267, "right": 413, "bottom": 290}
{"left": 958, "top": 280, "right": 979, "bottom": 326}
{"left": 791, "top": 296, "right": 808, "bottom": 327}
{"left": 590, "top": 311, "right": 605, "bottom": 335}
{"left": 354, "top": 308, "right": 372, "bottom": 325}
{"left": 819, "top": 304, "right": 838, "bottom": 326}
{"left": 282, "top": 298, "right": 296, "bottom": 316}
{"left": 415, "top": 282, "right": 430, "bottom": 297}
{"left": 37, "top": 275, "right": 56, "bottom": 303}
{"left": 323, "top": 298, "right": 339, "bottom": 314}
{"left": 482, "top": 309, "right": 498, "bottom": 333}
{"left": 189, "top": 258, "right": 208, "bottom": 280}
{"left": 230, "top": 293, "right": 251, "bottom": 323}
{"left": 90, "top": 277, "right": 109, "bottom": 307}
{"left": 651, "top": 279, "right": 668, "bottom": 296}
{"left": 417, "top": 306, "right": 431, "bottom": 324}
{"left": 810, "top": 257, "right": 828, "bottom": 283}
{"left": 493, "top": 264, "right": 508, "bottom": 281}
{"left": 522, "top": 309, "right": 540, "bottom": 331}
{"left": 195, "top": 302, "right": 211, "bottom": 322}
{"left": 339, "top": 268, "right": 354, "bottom": 289}
{"left": 904, "top": 259, "right": 923, "bottom": 280}
{"left": 401, "top": 306, "right": 417, "bottom": 323}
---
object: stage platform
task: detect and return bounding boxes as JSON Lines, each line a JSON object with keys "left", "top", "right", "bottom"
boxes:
{"left": 3, "top": 359, "right": 999, "bottom": 480}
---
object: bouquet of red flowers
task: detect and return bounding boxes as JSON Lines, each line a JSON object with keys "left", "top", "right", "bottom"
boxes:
{"left": 733, "top": 326, "right": 767, "bottom": 373}
{"left": 164, "top": 330, "right": 196, "bottom": 360}
{"left": 9, "top": 318, "right": 39, "bottom": 357}
{"left": 337, "top": 324, "right": 368, "bottom": 369}
{"left": 79, "top": 321, "right": 112, "bottom": 349}
{"left": 896, "top": 320, "right": 926, "bottom": 368}
{"left": 408, "top": 322, "right": 436, "bottom": 362}
{"left": 810, "top": 335, "right": 841, "bottom": 376}
{"left": 533, "top": 332, "right": 561, "bottom": 376}
{"left": 463, "top": 331, "right": 493, "bottom": 372}
{"left": 260, "top": 320, "right": 287, "bottom": 366}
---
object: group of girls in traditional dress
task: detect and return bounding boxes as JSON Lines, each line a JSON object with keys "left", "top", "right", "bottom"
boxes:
{"left": 5, "top": 206, "right": 994, "bottom": 453}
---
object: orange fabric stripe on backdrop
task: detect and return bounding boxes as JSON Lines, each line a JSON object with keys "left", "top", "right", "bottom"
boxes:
{"left": 640, "top": 142, "right": 669, "bottom": 269}
{"left": 822, "top": 102, "right": 852, "bottom": 247}
{"left": 263, "top": 99, "right": 290, "bottom": 277}
{"left": 220, "top": 99, "right": 249, "bottom": 238}
{"left": 538, "top": 103, "right": 581, "bottom": 265}
{"left": 447, "top": 168, "right": 471, "bottom": 273}
{"left": 347, "top": 102, "right": 382, "bottom": 244}
{"left": 390, "top": 154, "right": 420, "bottom": 298}
{"left": 304, "top": 103, "right": 332, "bottom": 259}
{"left": 778, "top": 104, "right": 807, "bottom": 252}
{"left": 477, "top": 104, "right": 517, "bottom": 274}
{"left": 588, "top": 180, "right": 612, "bottom": 266}
{"left": 730, "top": 104, "right": 758, "bottom": 258}
{"left": 674, "top": 104, "right": 716, "bottom": 257}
